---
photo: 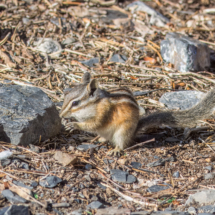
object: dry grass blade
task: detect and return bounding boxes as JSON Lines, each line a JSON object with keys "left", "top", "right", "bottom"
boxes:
{"left": 101, "top": 183, "right": 158, "bottom": 208}
{"left": 0, "top": 32, "right": 11, "bottom": 46}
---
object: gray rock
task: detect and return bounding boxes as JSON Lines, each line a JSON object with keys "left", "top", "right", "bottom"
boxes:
{"left": 186, "top": 190, "right": 215, "bottom": 206}
{"left": 39, "top": 176, "right": 62, "bottom": 188}
{"left": 198, "top": 205, "right": 215, "bottom": 213}
{"left": 13, "top": 180, "right": 33, "bottom": 190}
{"left": 30, "top": 181, "right": 38, "bottom": 188}
{"left": 188, "top": 206, "right": 196, "bottom": 214}
{"left": 161, "top": 33, "right": 210, "bottom": 72}
{"left": 85, "top": 164, "right": 92, "bottom": 170}
{"left": 21, "top": 162, "right": 29, "bottom": 170}
{"left": 205, "top": 166, "right": 212, "bottom": 171}
{"left": 77, "top": 144, "right": 97, "bottom": 151}
{"left": 80, "top": 57, "right": 99, "bottom": 68}
{"left": 0, "top": 84, "right": 61, "bottom": 146}
{"left": 2, "top": 190, "right": 27, "bottom": 204}
{"left": 147, "top": 184, "right": 171, "bottom": 193}
{"left": 110, "top": 54, "right": 127, "bottom": 63}
{"left": 131, "top": 212, "right": 187, "bottom": 215}
{"left": 110, "top": 169, "right": 136, "bottom": 184}
{"left": 204, "top": 173, "right": 215, "bottom": 180}
{"left": 159, "top": 91, "right": 205, "bottom": 110}
{"left": 97, "top": 182, "right": 106, "bottom": 190}
{"left": 0, "top": 205, "right": 30, "bottom": 215}
{"left": 62, "top": 37, "right": 76, "bottom": 46}
{"left": 147, "top": 157, "right": 175, "bottom": 167}
{"left": 71, "top": 208, "right": 83, "bottom": 215}
{"left": 87, "top": 201, "right": 104, "bottom": 209}
{"left": 34, "top": 38, "right": 62, "bottom": 57}
{"left": 126, "top": 1, "right": 170, "bottom": 27}
{"left": 22, "top": 18, "right": 30, "bottom": 25}
{"left": 130, "top": 162, "right": 142, "bottom": 169}
{"left": 29, "top": 144, "right": 40, "bottom": 153}
{"left": 173, "top": 171, "right": 180, "bottom": 178}
{"left": 1, "top": 159, "right": 11, "bottom": 167}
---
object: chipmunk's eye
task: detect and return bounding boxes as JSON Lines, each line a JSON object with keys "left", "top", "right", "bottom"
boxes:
{"left": 72, "top": 101, "right": 79, "bottom": 107}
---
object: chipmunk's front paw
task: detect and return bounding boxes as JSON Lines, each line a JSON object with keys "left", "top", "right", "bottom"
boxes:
{"left": 107, "top": 146, "right": 122, "bottom": 157}
{"left": 65, "top": 122, "right": 79, "bottom": 132}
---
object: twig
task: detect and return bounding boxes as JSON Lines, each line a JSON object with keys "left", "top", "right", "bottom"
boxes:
{"left": 101, "top": 183, "right": 158, "bottom": 208}
{"left": 124, "top": 138, "right": 155, "bottom": 151}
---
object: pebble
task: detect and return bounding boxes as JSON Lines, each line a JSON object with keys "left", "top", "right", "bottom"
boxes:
{"left": 147, "top": 184, "right": 171, "bottom": 193}
{"left": 173, "top": 171, "right": 180, "bottom": 178}
{"left": 188, "top": 206, "right": 197, "bottom": 215}
{"left": 205, "top": 166, "right": 212, "bottom": 171}
{"left": 110, "top": 169, "right": 136, "bottom": 184}
{"left": 87, "top": 201, "right": 104, "bottom": 209}
{"left": 204, "top": 173, "right": 215, "bottom": 180}
{"left": 62, "top": 37, "right": 76, "bottom": 45}
{"left": 13, "top": 180, "right": 33, "bottom": 190}
{"left": 80, "top": 57, "right": 99, "bottom": 68}
{"left": 110, "top": 54, "right": 127, "bottom": 63}
{"left": 97, "top": 182, "right": 106, "bottom": 190}
{"left": 77, "top": 144, "right": 97, "bottom": 151}
{"left": 130, "top": 162, "right": 142, "bottom": 169}
{"left": 85, "top": 164, "right": 92, "bottom": 170}
{"left": 1, "top": 159, "right": 11, "bottom": 167}
{"left": 22, "top": 17, "right": 30, "bottom": 25}
{"left": 71, "top": 208, "right": 83, "bottom": 215}
{"left": 39, "top": 176, "right": 62, "bottom": 188}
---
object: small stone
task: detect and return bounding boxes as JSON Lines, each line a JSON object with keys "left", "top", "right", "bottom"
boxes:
{"left": 110, "top": 54, "right": 127, "bottom": 63}
{"left": 72, "top": 187, "right": 79, "bottom": 192}
{"left": 54, "top": 151, "right": 77, "bottom": 166}
{"left": 1, "top": 159, "right": 11, "bottom": 167}
{"left": 85, "top": 164, "right": 92, "bottom": 170}
{"left": 30, "top": 181, "right": 38, "bottom": 188}
{"left": 80, "top": 57, "right": 99, "bottom": 68}
{"left": 110, "top": 169, "right": 136, "bottom": 184}
{"left": 22, "top": 18, "right": 30, "bottom": 25}
{"left": 188, "top": 206, "right": 196, "bottom": 215}
{"left": 21, "top": 162, "right": 29, "bottom": 170}
{"left": 62, "top": 37, "right": 75, "bottom": 45}
{"left": 95, "top": 207, "right": 130, "bottom": 215}
{"left": 34, "top": 38, "right": 62, "bottom": 57}
{"left": 173, "top": 171, "right": 180, "bottom": 178}
{"left": 159, "top": 91, "right": 205, "bottom": 110}
{"left": 39, "top": 176, "right": 62, "bottom": 188}
{"left": 2, "top": 190, "right": 27, "bottom": 204}
{"left": 77, "top": 144, "right": 97, "bottom": 151}
{"left": 87, "top": 201, "right": 104, "bottom": 209}
{"left": 161, "top": 32, "right": 210, "bottom": 73}
{"left": 198, "top": 205, "right": 215, "bottom": 213}
{"left": 130, "top": 162, "right": 142, "bottom": 169}
{"left": 205, "top": 166, "right": 212, "bottom": 171}
{"left": 29, "top": 144, "right": 40, "bottom": 153}
{"left": 97, "top": 182, "right": 106, "bottom": 190}
{"left": 204, "top": 173, "right": 215, "bottom": 180}
{"left": 71, "top": 208, "right": 83, "bottom": 215}
{"left": 147, "top": 184, "right": 171, "bottom": 193}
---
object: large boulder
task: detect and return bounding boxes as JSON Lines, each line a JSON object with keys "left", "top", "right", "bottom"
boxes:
{"left": 0, "top": 83, "right": 61, "bottom": 146}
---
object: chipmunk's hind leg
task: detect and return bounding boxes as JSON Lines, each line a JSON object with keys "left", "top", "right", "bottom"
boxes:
{"left": 107, "top": 124, "right": 135, "bottom": 156}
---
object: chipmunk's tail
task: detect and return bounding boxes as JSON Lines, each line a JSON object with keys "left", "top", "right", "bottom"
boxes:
{"left": 137, "top": 88, "right": 215, "bottom": 131}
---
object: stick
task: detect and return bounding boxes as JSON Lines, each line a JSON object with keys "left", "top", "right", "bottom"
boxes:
{"left": 101, "top": 183, "right": 158, "bottom": 208}
{"left": 124, "top": 138, "right": 155, "bottom": 151}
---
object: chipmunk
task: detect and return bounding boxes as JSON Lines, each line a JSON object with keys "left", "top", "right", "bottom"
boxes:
{"left": 60, "top": 72, "right": 215, "bottom": 156}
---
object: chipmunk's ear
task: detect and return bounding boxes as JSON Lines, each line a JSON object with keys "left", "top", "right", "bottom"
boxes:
{"left": 87, "top": 79, "right": 98, "bottom": 95}
{"left": 81, "top": 72, "right": 91, "bottom": 84}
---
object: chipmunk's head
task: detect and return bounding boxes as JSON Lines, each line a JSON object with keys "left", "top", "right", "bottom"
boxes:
{"left": 59, "top": 72, "right": 99, "bottom": 121}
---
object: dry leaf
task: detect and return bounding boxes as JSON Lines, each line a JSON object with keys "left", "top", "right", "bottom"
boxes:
{"left": 54, "top": 151, "right": 78, "bottom": 166}
{"left": 143, "top": 56, "right": 156, "bottom": 64}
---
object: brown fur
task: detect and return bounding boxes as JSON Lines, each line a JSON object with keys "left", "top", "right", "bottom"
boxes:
{"left": 60, "top": 72, "right": 215, "bottom": 155}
